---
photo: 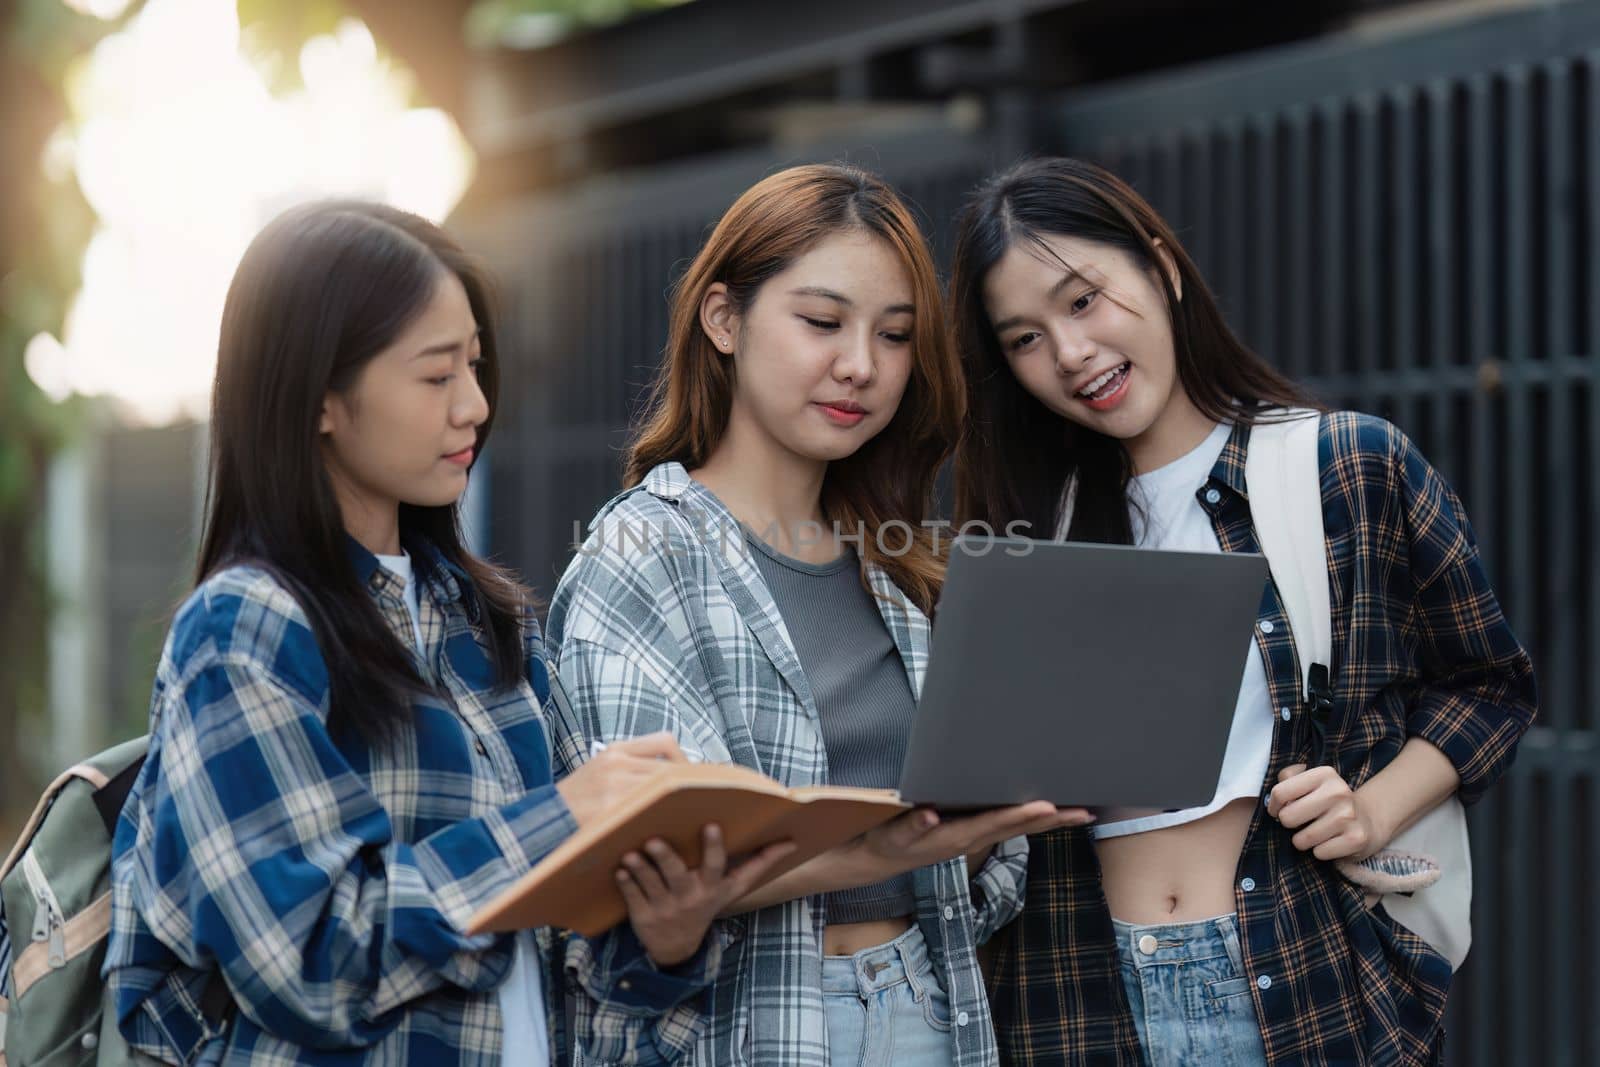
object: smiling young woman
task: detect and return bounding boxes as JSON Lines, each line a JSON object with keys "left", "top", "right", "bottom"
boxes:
{"left": 950, "top": 158, "right": 1535, "bottom": 1067}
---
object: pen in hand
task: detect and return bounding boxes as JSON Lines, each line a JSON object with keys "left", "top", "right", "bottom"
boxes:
{"left": 590, "top": 738, "right": 699, "bottom": 763}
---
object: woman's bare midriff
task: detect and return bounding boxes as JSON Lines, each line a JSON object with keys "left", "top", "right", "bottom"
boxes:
{"left": 1094, "top": 797, "right": 1258, "bottom": 924}
{"left": 824, "top": 917, "right": 913, "bottom": 957}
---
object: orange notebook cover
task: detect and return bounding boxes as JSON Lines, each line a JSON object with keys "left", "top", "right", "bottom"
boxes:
{"left": 467, "top": 761, "right": 910, "bottom": 937}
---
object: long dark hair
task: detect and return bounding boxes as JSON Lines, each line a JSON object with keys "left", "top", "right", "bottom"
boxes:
{"left": 951, "top": 157, "right": 1318, "bottom": 544}
{"left": 627, "top": 164, "right": 964, "bottom": 617}
{"left": 198, "top": 200, "right": 527, "bottom": 743}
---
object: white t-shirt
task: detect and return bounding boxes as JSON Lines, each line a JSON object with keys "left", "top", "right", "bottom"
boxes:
{"left": 1087, "top": 423, "right": 1277, "bottom": 840}
{"left": 375, "top": 550, "right": 551, "bottom": 1066}
{"left": 375, "top": 550, "right": 426, "bottom": 655}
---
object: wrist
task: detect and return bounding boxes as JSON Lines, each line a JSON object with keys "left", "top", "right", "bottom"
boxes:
{"left": 966, "top": 844, "right": 994, "bottom": 879}
{"left": 840, "top": 835, "right": 889, "bottom": 888}
{"left": 1352, "top": 782, "right": 1396, "bottom": 853}
{"left": 553, "top": 779, "right": 583, "bottom": 827}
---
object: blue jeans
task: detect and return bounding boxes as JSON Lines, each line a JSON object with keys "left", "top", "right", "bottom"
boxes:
{"left": 1114, "top": 913, "right": 1270, "bottom": 1067}
{"left": 822, "top": 924, "right": 957, "bottom": 1067}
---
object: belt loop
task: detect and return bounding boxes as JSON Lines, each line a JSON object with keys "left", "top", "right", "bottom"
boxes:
{"left": 1217, "top": 914, "right": 1247, "bottom": 976}
{"left": 899, "top": 945, "right": 926, "bottom": 1002}
{"left": 900, "top": 928, "right": 929, "bottom": 1002}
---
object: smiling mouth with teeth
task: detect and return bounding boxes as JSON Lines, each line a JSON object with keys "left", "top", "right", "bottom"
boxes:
{"left": 1077, "top": 362, "right": 1131, "bottom": 402}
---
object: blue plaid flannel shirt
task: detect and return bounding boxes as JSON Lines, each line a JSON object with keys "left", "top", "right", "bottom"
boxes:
{"left": 103, "top": 537, "right": 718, "bottom": 1066}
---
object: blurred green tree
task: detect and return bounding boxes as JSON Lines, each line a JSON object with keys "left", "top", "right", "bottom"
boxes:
{"left": 0, "top": 0, "right": 101, "bottom": 820}
{"left": 0, "top": 0, "right": 670, "bottom": 825}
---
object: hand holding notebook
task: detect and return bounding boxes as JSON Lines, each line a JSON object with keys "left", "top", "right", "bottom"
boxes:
{"left": 469, "top": 757, "right": 911, "bottom": 937}
{"left": 613, "top": 821, "right": 798, "bottom": 966}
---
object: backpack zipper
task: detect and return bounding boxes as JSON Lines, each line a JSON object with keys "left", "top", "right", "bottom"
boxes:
{"left": 21, "top": 850, "right": 66, "bottom": 969}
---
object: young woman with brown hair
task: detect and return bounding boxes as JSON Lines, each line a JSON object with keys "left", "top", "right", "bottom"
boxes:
{"left": 544, "top": 163, "right": 1089, "bottom": 1066}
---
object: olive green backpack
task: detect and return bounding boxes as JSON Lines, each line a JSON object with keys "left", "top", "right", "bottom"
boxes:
{"left": 0, "top": 737, "right": 154, "bottom": 1066}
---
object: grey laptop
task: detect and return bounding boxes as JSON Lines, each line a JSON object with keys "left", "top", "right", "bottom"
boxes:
{"left": 897, "top": 537, "right": 1270, "bottom": 811}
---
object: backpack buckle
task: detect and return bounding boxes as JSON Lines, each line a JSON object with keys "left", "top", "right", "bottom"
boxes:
{"left": 1305, "top": 663, "right": 1335, "bottom": 767}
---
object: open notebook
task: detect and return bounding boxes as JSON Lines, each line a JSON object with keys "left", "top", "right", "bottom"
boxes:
{"left": 467, "top": 761, "right": 908, "bottom": 937}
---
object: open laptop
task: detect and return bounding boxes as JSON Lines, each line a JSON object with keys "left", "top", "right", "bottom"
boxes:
{"left": 897, "top": 537, "right": 1270, "bottom": 811}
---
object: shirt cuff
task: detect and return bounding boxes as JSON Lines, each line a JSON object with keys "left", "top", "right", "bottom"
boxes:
{"left": 971, "top": 838, "right": 1024, "bottom": 904}
{"left": 495, "top": 783, "right": 581, "bottom": 876}
{"left": 1407, "top": 695, "right": 1527, "bottom": 806}
{"left": 591, "top": 921, "right": 733, "bottom": 1012}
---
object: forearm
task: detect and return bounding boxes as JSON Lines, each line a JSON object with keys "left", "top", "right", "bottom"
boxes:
{"left": 718, "top": 843, "right": 881, "bottom": 915}
{"left": 1355, "top": 737, "right": 1461, "bottom": 847}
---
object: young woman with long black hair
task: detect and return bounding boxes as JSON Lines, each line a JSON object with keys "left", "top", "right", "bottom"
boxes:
{"left": 950, "top": 158, "right": 1535, "bottom": 1066}
{"left": 104, "top": 200, "right": 786, "bottom": 1066}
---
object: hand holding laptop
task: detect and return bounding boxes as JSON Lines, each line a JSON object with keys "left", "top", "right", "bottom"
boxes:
{"left": 853, "top": 801, "right": 1094, "bottom": 875}
{"left": 726, "top": 799, "right": 1092, "bottom": 915}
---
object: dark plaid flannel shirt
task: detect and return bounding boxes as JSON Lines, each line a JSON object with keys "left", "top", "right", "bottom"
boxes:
{"left": 988, "top": 412, "right": 1537, "bottom": 1066}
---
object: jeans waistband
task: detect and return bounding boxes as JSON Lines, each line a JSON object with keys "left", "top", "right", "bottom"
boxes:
{"left": 820, "top": 923, "right": 932, "bottom": 996}
{"left": 1112, "top": 912, "right": 1241, "bottom": 970}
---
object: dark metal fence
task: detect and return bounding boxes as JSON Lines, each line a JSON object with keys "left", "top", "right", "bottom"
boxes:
{"left": 471, "top": 4, "right": 1599, "bottom": 1062}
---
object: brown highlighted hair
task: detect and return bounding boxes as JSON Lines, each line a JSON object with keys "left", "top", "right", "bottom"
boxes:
{"left": 950, "top": 157, "right": 1319, "bottom": 545}
{"left": 626, "top": 163, "right": 963, "bottom": 616}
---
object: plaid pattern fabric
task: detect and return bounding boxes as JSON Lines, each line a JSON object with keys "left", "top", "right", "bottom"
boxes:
{"left": 545, "top": 461, "right": 1030, "bottom": 1067}
{"left": 105, "top": 537, "right": 715, "bottom": 1067}
{"left": 988, "top": 411, "right": 1537, "bottom": 1066}
{"left": 0, "top": 898, "right": 10, "bottom": 998}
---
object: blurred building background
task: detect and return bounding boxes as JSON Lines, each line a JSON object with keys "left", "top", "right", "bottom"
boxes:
{"left": 0, "top": 0, "right": 1593, "bottom": 1062}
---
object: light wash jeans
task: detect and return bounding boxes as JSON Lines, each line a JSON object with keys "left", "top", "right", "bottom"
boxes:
{"left": 822, "top": 924, "right": 957, "bottom": 1067}
{"left": 1114, "top": 913, "right": 1270, "bottom": 1067}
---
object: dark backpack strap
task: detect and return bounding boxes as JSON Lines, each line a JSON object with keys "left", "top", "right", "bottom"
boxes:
{"left": 92, "top": 756, "right": 147, "bottom": 837}
{"left": 200, "top": 970, "right": 233, "bottom": 1028}
{"left": 1304, "top": 662, "right": 1336, "bottom": 768}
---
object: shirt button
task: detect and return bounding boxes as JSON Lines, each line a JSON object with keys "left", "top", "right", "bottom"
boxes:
{"left": 943, "top": 906, "right": 955, "bottom": 921}
{"left": 474, "top": 738, "right": 488, "bottom": 757}
{"left": 1259, "top": 619, "right": 1275, "bottom": 634}
{"left": 1280, "top": 706, "right": 1292, "bottom": 722}
{"left": 1257, "top": 975, "right": 1273, "bottom": 990}
{"left": 1240, "top": 877, "right": 1256, "bottom": 892}
{"left": 957, "top": 1011, "right": 970, "bottom": 1027}
{"left": 1204, "top": 488, "right": 1222, "bottom": 504}
{"left": 81, "top": 1034, "right": 99, "bottom": 1051}
{"left": 619, "top": 979, "right": 631, "bottom": 991}
{"left": 1137, "top": 934, "right": 1158, "bottom": 955}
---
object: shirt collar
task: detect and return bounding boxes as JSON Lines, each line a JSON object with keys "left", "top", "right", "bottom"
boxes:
{"left": 344, "top": 534, "right": 386, "bottom": 589}
{"left": 641, "top": 460, "right": 695, "bottom": 503}
{"left": 1207, "top": 421, "right": 1252, "bottom": 500}
{"left": 343, "top": 532, "right": 468, "bottom": 607}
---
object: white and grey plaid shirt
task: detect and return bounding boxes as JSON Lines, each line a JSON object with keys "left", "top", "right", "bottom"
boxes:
{"left": 546, "top": 462, "right": 1028, "bottom": 1067}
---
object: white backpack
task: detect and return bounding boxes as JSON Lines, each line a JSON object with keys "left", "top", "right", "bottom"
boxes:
{"left": 1246, "top": 410, "right": 1472, "bottom": 971}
